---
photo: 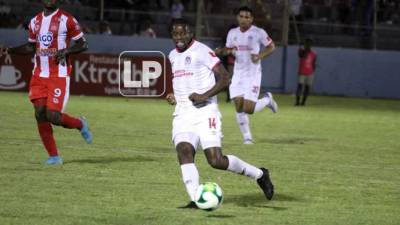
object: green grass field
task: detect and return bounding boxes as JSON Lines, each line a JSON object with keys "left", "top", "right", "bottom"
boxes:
{"left": 0, "top": 91, "right": 399, "bottom": 225}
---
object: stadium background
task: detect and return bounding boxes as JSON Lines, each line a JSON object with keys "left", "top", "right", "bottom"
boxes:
{"left": 0, "top": 0, "right": 399, "bottom": 98}
{"left": 0, "top": 1, "right": 399, "bottom": 225}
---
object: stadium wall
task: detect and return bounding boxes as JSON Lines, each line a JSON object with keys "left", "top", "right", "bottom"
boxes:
{"left": 273, "top": 47, "right": 400, "bottom": 99}
{"left": 1, "top": 29, "right": 399, "bottom": 99}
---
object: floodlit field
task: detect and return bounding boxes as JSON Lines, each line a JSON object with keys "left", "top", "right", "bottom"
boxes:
{"left": 0, "top": 91, "right": 399, "bottom": 225}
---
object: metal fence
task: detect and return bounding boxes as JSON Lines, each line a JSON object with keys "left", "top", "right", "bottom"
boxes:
{"left": 1, "top": 0, "right": 399, "bottom": 50}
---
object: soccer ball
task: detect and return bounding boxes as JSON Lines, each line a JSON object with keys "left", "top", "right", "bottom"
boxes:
{"left": 194, "top": 182, "right": 223, "bottom": 210}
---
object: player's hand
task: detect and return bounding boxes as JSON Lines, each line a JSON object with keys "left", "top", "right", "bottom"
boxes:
{"left": 214, "top": 47, "right": 222, "bottom": 56}
{"left": 251, "top": 54, "right": 261, "bottom": 63}
{"left": 166, "top": 93, "right": 176, "bottom": 105}
{"left": 189, "top": 93, "right": 208, "bottom": 104}
{"left": 55, "top": 48, "right": 68, "bottom": 64}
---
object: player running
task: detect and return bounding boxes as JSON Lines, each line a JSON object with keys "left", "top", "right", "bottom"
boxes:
{"left": 0, "top": 0, "right": 92, "bottom": 165}
{"left": 215, "top": 6, "right": 278, "bottom": 144}
{"left": 166, "top": 19, "right": 274, "bottom": 208}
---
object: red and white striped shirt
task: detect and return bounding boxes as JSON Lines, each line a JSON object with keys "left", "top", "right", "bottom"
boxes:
{"left": 28, "top": 9, "right": 84, "bottom": 78}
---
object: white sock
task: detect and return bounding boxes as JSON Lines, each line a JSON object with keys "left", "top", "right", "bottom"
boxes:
{"left": 236, "top": 112, "right": 252, "bottom": 140}
{"left": 226, "top": 155, "right": 263, "bottom": 180}
{"left": 180, "top": 163, "right": 200, "bottom": 201}
{"left": 254, "top": 97, "right": 271, "bottom": 113}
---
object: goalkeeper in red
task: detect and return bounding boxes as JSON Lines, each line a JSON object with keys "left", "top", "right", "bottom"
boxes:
{"left": 0, "top": 0, "right": 92, "bottom": 165}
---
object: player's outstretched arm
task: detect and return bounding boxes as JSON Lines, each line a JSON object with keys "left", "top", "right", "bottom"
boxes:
{"left": 214, "top": 47, "right": 235, "bottom": 57}
{"left": 2, "top": 42, "right": 36, "bottom": 55}
{"left": 189, "top": 64, "right": 230, "bottom": 104}
{"left": 55, "top": 37, "right": 88, "bottom": 64}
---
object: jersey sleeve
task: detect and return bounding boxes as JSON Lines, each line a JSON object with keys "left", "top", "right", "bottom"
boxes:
{"left": 67, "top": 16, "right": 84, "bottom": 40}
{"left": 259, "top": 28, "right": 273, "bottom": 47}
{"left": 201, "top": 46, "right": 221, "bottom": 70}
{"left": 225, "top": 29, "right": 235, "bottom": 48}
{"left": 168, "top": 51, "right": 174, "bottom": 65}
{"left": 28, "top": 18, "right": 36, "bottom": 43}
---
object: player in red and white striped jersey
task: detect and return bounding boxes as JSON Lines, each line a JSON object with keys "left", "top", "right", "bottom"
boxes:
{"left": 0, "top": 0, "right": 92, "bottom": 165}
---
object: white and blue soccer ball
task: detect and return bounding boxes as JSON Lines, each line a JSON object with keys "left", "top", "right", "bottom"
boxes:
{"left": 194, "top": 182, "right": 223, "bottom": 210}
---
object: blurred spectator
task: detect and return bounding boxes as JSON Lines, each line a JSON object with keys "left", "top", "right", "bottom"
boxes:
{"left": 0, "top": 1, "right": 17, "bottom": 28}
{"left": 290, "top": 0, "right": 303, "bottom": 32}
{"left": 290, "top": 0, "right": 303, "bottom": 17}
{"left": 99, "top": 20, "right": 112, "bottom": 35}
{"left": 378, "top": 0, "right": 399, "bottom": 24}
{"left": 352, "top": 0, "right": 374, "bottom": 36}
{"left": 80, "top": 23, "right": 94, "bottom": 34}
{"left": 0, "top": 1, "right": 11, "bottom": 15}
{"left": 337, "top": 0, "right": 351, "bottom": 33}
{"left": 139, "top": 20, "right": 157, "bottom": 38}
{"left": 295, "top": 38, "right": 317, "bottom": 106}
{"left": 171, "top": 0, "right": 184, "bottom": 21}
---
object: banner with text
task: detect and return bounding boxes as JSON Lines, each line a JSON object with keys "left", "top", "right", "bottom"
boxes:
{"left": 0, "top": 53, "right": 172, "bottom": 97}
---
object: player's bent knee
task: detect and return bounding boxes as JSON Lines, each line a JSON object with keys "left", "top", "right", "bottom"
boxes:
{"left": 207, "top": 157, "right": 226, "bottom": 170}
{"left": 46, "top": 110, "right": 62, "bottom": 125}
{"left": 243, "top": 108, "right": 254, "bottom": 114}
{"left": 207, "top": 157, "right": 219, "bottom": 169}
{"left": 34, "top": 108, "right": 47, "bottom": 122}
{"left": 176, "top": 142, "right": 195, "bottom": 164}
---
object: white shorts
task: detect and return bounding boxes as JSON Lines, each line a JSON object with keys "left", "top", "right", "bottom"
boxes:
{"left": 172, "top": 110, "right": 222, "bottom": 150}
{"left": 229, "top": 68, "right": 262, "bottom": 102}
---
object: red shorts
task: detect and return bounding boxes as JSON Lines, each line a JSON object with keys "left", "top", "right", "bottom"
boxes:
{"left": 29, "top": 75, "right": 70, "bottom": 112}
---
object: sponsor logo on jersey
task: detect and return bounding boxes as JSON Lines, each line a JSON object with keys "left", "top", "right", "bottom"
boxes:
{"left": 36, "top": 48, "right": 57, "bottom": 57}
{"left": 38, "top": 31, "right": 54, "bottom": 47}
{"left": 173, "top": 69, "right": 193, "bottom": 78}
{"left": 237, "top": 45, "right": 253, "bottom": 51}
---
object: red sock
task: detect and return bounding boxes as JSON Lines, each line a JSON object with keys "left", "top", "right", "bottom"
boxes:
{"left": 60, "top": 114, "right": 83, "bottom": 129}
{"left": 37, "top": 122, "right": 58, "bottom": 157}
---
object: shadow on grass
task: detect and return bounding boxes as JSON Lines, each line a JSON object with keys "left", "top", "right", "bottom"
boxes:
{"left": 66, "top": 156, "right": 159, "bottom": 164}
{"left": 206, "top": 214, "right": 236, "bottom": 218}
{"left": 224, "top": 192, "right": 300, "bottom": 210}
{"left": 258, "top": 137, "right": 324, "bottom": 145}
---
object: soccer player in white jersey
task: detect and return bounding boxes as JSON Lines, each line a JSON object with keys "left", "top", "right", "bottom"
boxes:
{"left": 166, "top": 19, "right": 274, "bottom": 208}
{"left": 0, "top": 0, "right": 92, "bottom": 165}
{"left": 215, "top": 6, "right": 278, "bottom": 144}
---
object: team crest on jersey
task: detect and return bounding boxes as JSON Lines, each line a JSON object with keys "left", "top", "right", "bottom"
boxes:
{"left": 233, "top": 37, "right": 237, "bottom": 41}
{"left": 39, "top": 31, "right": 54, "bottom": 47}
{"left": 185, "top": 56, "right": 191, "bottom": 65}
{"left": 248, "top": 35, "right": 253, "bottom": 40}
